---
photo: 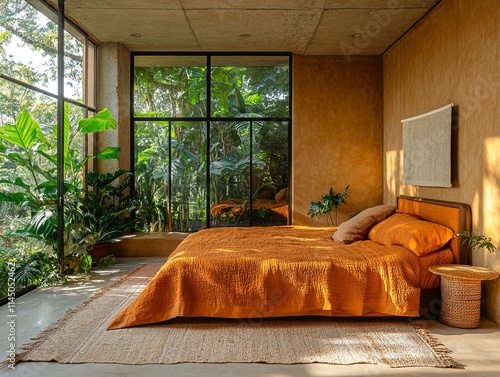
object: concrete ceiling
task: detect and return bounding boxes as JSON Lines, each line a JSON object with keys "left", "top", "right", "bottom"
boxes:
{"left": 51, "top": 0, "right": 440, "bottom": 55}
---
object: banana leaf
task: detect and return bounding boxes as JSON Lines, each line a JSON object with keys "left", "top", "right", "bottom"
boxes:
{"left": 79, "top": 108, "right": 117, "bottom": 133}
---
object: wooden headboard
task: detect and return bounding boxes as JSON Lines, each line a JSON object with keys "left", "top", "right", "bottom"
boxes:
{"left": 397, "top": 196, "right": 472, "bottom": 264}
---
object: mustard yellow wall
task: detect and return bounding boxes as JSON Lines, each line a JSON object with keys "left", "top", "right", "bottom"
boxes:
{"left": 384, "top": 0, "right": 500, "bottom": 323}
{"left": 292, "top": 55, "right": 383, "bottom": 226}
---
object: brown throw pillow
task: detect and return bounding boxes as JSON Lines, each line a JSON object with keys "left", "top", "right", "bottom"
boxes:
{"left": 332, "top": 204, "right": 397, "bottom": 244}
{"left": 368, "top": 212, "right": 454, "bottom": 256}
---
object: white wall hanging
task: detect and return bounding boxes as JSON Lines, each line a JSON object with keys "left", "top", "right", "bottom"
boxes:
{"left": 402, "top": 104, "right": 453, "bottom": 187}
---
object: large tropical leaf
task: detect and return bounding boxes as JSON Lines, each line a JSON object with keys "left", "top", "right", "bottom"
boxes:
{"left": 0, "top": 109, "right": 40, "bottom": 151}
{"left": 0, "top": 177, "right": 30, "bottom": 191}
{"left": 152, "top": 169, "right": 169, "bottom": 180}
{"left": 0, "top": 192, "right": 26, "bottom": 203}
{"left": 182, "top": 150, "right": 197, "bottom": 161}
{"left": 233, "top": 86, "right": 246, "bottom": 113}
{"left": 37, "top": 180, "right": 58, "bottom": 197}
{"left": 32, "top": 162, "right": 56, "bottom": 181}
{"left": 79, "top": 108, "right": 117, "bottom": 133}
{"left": 210, "top": 158, "right": 235, "bottom": 175}
{"left": 137, "top": 148, "right": 154, "bottom": 164}
{"left": 23, "top": 209, "right": 57, "bottom": 241}
{"left": 5, "top": 149, "right": 28, "bottom": 163}
{"left": 37, "top": 148, "right": 57, "bottom": 166}
{"left": 96, "top": 146, "right": 121, "bottom": 160}
{"left": 15, "top": 262, "right": 41, "bottom": 288}
{"left": 87, "top": 169, "right": 128, "bottom": 187}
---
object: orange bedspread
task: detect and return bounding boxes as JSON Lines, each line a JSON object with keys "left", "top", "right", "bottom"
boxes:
{"left": 108, "top": 226, "right": 425, "bottom": 329}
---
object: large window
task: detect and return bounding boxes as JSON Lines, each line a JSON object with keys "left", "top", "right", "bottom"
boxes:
{"left": 0, "top": 0, "right": 96, "bottom": 118}
{"left": 0, "top": 0, "right": 97, "bottom": 276}
{"left": 133, "top": 54, "right": 291, "bottom": 232}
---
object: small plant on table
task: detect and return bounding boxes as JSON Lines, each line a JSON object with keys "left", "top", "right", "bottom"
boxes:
{"left": 456, "top": 230, "right": 498, "bottom": 253}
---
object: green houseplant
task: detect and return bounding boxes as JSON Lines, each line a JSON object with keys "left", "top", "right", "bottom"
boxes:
{"left": 308, "top": 184, "right": 350, "bottom": 226}
{"left": 65, "top": 125, "right": 136, "bottom": 272}
{"left": 82, "top": 166, "right": 135, "bottom": 261}
{"left": 456, "top": 230, "right": 498, "bottom": 253}
{"left": 0, "top": 107, "right": 129, "bottom": 275}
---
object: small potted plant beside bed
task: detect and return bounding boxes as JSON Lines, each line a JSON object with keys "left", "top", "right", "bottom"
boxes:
{"left": 456, "top": 230, "right": 498, "bottom": 253}
{"left": 308, "top": 185, "right": 350, "bottom": 226}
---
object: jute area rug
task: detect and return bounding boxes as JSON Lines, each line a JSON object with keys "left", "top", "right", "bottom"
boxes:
{"left": 13, "top": 262, "right": 459, "bottom": 368}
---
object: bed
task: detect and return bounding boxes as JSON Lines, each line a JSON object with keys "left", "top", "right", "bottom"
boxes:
{"left": 108, "top": 196, "right": 471, "bottom": 329}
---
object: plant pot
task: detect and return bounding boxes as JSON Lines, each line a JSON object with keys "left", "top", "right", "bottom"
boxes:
{"left": 88, "top": 243, "right": 110, "bottom": 264}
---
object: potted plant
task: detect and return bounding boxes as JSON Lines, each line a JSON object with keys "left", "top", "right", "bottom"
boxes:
{"left": 308, "top": 184, "right": 350, "bottom": 226}
{"left": 82, "top": 166, "right": 135, "bottom": 263}
{"left": 456, "top": 230, "right": 498, "bottom": 253}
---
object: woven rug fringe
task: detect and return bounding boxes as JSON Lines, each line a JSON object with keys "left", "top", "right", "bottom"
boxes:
{"left": 410, "top": 319, "right": 464, "bottom": 369}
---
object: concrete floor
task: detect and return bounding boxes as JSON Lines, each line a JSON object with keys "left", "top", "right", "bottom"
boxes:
{"left": 1, "top": 257, "right": 500, "bottom": 377}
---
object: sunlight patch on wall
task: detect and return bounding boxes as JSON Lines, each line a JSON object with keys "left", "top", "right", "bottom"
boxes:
{"left": 385, "top": 149, "right": 419, "bottom": 201}
{"left": 484, "top": 137, "right": 500, "bottom": 244}
{"left": 483, "top": 138, "right": 500, "bottom": 319}
{"left": 385, "top": 150, "right": 400, "bottom": 202}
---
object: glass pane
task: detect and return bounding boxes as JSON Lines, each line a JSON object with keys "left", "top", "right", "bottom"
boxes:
{"left": 65, "top": 103, "right": 88, "bottom": 182}
{"left": 64, "top": 29, "right": 85, "bottom": 101}
{"left": 171, "top": 122, "right": 207, "bottom": 232}
{"left": 134, "top": 120, "right": 171, "bottom": 232}
{"left": 133, "top": 55, "right": 207, "bottom": 118}
{"left": 0, "top": 1, "right": 58, "bottom": 94}
{"left": 0, "top": 77, "right": 57, "bottom": 124}
{"left": 209, "top": 121, "right": 251, "bottom": 227}
{"left": 252, "top": 121, "right": 289, "bottom": 226}
{"left": 211, "top": 56, "right": 289, "bottom": 118}
{"left": 134, "top": 120, "right": 207, "bottom": 232}
{"left": 0, "top": 88, "right": 57, "bottom": 250}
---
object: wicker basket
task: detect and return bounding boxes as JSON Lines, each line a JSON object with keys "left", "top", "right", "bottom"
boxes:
{"left": 439, "top": 277, "right": 482, "bottom": 329}
{"left": 429, "top": 264, "right": 499, "bottom": 329}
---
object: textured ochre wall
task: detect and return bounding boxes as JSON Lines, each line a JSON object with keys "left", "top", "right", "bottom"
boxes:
{"left": 384, "top": 0, "right": 500, "bottom": 323}
{"left": 292, "top": 55, "right": 383, "bottom": 226}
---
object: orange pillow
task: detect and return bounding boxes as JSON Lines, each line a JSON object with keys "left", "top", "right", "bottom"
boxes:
{"left": 368, "top": 213, "right": 454, "bottom": 256}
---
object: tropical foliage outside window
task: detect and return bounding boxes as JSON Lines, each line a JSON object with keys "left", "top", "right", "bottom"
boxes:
{"left": 133, "top": 55, "right": 291, "bottom": 232}
{"left": 0, "top": 0, "right": 97, "bottom": 294}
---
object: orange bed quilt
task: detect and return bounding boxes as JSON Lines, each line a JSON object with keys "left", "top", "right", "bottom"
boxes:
{"left": 107, "top": 226, "right": 437, "bottom": 329}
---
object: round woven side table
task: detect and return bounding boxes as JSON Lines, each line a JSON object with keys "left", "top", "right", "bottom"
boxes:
{"left": 429, "top": 264, "right": 499, "bottom": 329}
